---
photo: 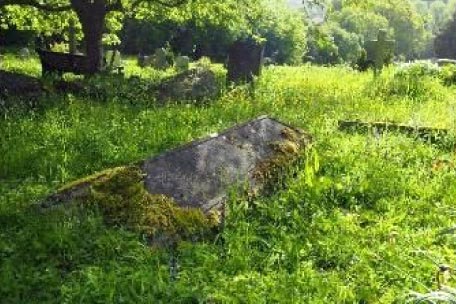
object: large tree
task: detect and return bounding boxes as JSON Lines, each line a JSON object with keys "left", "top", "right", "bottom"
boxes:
{"left": 0, "top": 0, "right": 187, "bottom": 73}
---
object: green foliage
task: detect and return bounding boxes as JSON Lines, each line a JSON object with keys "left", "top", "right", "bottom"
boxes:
{"left": 122, "top": 0, "right": 306, "bottom": 65}
{"left": 440, "top": 65, "right": 456, "bottom": 86}
{"left": 367, "top": 62, "right": 443, "bottom": 100}
{"left": 321, "top": 0, "right": 428, "bottom": 61}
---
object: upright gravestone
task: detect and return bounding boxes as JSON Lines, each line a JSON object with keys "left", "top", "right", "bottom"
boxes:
{"left": 175, "top": 56, "right": 190, "bottom": 72}
{"left": 227, "top": 38, "right": 264, "bottom": 84}
{"left": 365, "top": 29, "right": 395, "bottom": 76}
{"left": 138, "top": 54, "right": 152, "bottom": 68}
{"left": 68, "top": 19, "right": 77, "bottom": 55}
{"left": 153, "top": 48, "right": 170, "bottom": 70}
{"left": 19, "top": 47, "right": 30, "bottom": 60}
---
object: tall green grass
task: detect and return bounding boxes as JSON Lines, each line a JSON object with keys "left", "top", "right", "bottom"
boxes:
{"left": 2, "top": 56, "right": 456, "bottom": 303}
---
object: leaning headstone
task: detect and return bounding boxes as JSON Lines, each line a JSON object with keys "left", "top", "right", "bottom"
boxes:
{"left": 365, "top": 29, "right": 395, "bottom": 76}
{"left": 227, "top": 37, "right": 264, "bottom": 84}
{"left": 41, "top": 116, "right": 311, "bottom": 243}
{"left": 175, "top": 55, "right": 190, "bottom": 72}
{"left": 19, "top": 47, "right": 30, "bottom": 59}
{"left": 152, "top": 48, "right": 170, "bottom": 70}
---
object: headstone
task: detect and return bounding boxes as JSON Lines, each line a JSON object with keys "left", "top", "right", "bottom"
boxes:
{"left": 175, "top": 56, "right": 190, "bottom": 72}
{"left": 365, "top": 29, "right": 395, "bottom": 76}
{"left": 104, "top": 50, "right": 123, "bottom": 74}
{"left": 19, "top": 47, "right": 30, "bottom": 59}
{"left": 138, "top": 54, "right": 153, "bottom": 67}
{"left": 437, "top": 58, "right": 456, "bottom": 67}
{"left": 68, "top": 19, "right": 77, "bottom": 55}
{"left": 152, "top": 48, "right": 170, "bottom": 70}
{"left": 158, "top": 67, "right": 220, "bottom": 103}
{"left": 227, "top": 38, "right": 264, "bottom": 84}
{"left": 43, "top": 116, "right": 311, "bottom": 215}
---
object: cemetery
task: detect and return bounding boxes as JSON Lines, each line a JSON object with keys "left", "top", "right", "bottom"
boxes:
{"left": 3, "top": 0, "right": 456, "bottom": 303}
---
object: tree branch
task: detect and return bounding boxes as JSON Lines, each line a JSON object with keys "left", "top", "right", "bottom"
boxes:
{"left": 0, "top": 0, "right": 71, "bottom": 11}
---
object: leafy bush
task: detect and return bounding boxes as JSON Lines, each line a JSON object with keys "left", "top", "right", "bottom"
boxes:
{"left": 367, "top": 61, "right": 442, "bottom": 100}
{"left": 440, "top": 65, "right": 456, "bottom": 86}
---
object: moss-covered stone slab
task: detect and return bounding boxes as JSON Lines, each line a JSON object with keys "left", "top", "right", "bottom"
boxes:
{"left": 41, "top": 116, "right": 311, "bottom": 243}
{"left": 141, "top": 116, "right": 311, "bottom": 213}
{"left": 338, "top": 120, "right": 449, "bottom": 144}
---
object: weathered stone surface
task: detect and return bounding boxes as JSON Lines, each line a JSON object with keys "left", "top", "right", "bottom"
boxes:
{"left": 142, "top": 116, "right": 310, "bottom": 212}
{"left": 227, "top": 38, "right": 264, "bottom": 84}
{"left": 157, "top": 67, "right": 220, "bottom": 103}
{"left": 44, "top": 117, "right": 310, "bottom": 215}
{"left": 152, "top": 48, "right": 170, "bottom": 70}
{"left": 175, "top": 55, "right": 190, "bottom": 72}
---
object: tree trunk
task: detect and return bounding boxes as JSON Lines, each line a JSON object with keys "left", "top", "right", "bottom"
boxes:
{"left": 71, "top": 0, "right": 106, "bottom": 74}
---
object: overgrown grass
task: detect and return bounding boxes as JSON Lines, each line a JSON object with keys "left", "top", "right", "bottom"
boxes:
{"left": 2, "top": 55, "right": 456, "bottom": 303}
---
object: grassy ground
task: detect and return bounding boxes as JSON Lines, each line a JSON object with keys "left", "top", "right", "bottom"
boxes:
{"left": 2, "top": 54, "right": 456, "bottom": 303}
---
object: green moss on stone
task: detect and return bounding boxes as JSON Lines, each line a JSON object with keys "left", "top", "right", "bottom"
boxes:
{"left": 60, "top": 166, "right": 218, "bottom": 245}
{"left": 253, "top": 127, "right": 309, "bottom": 193}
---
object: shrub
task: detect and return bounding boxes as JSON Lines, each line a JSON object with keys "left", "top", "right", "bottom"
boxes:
{"left": 440, "top": 65, "right": 456, "bottom": 86}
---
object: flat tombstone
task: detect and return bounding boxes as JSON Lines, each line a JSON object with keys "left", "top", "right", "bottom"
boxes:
{"left": 19, "top": 47, "right": 30, "bottom": 59}
{"left": 365, "top": 29, "right": 395, "bottom": 76}
{"left": 41, "top": 117, "right": 310, "bottom": 243}
{"left": 175, "top": 56, "right": 190, "bottom": 72}
{"left": 227, "top": 38, "right": 264, "bottom": 84}
{"left": 153, "top": 48, "right": 170, "bottom": 70}
{"left": 142, "top": 116, "right": 310, "bottom": 213}
{"left": 437, "top": 58, "right": 456, "bottom": 67}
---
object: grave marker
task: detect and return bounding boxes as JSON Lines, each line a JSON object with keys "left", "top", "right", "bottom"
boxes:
{"left": 19, "top": 47, "right": 30, "bottom": 60}
{"left": 68, "top": 19, "right": 77, "bottom": 55}
{"left": 153, "top": 48, "right": 170, "bottom": 70}
{"left": 43, "top": 116, "right": 311, "bottom": 218}
{"left": 227, "top": 38, "right": 264, "bottom": 84}
{"left": 104, "top": 50, "right": 123, "bottom": 74}
{"left": 175, "top": 56, "right": 190, "bottom": 72}
{"left": 365, "top": 29, "right": 395, "bottom": 76}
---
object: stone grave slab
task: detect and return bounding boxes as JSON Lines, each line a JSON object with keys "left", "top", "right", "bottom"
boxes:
{"left": 44, "top": 116, "right": 310, "bottom": 214}
{"left": 141, "top": 116, "right": 310, "bottom": 212}
{"left": 41, "top": 117, "right": 311, "bottom": 243}
{"left": 339, "top": 119, "right": 449, "bottom": 144}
